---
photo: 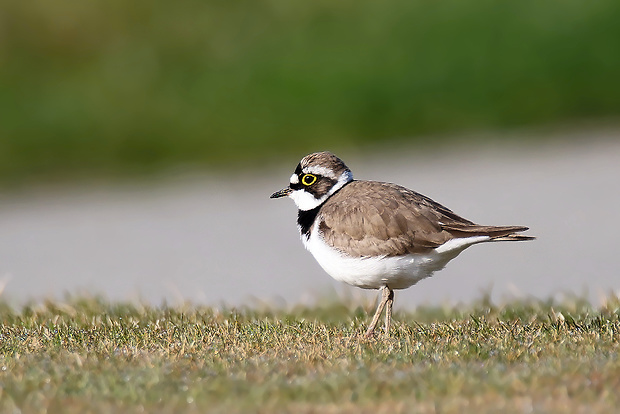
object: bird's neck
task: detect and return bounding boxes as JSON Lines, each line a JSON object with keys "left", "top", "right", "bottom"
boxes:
{"left": 297, "top": 206, "right": 321, "bottom": 239}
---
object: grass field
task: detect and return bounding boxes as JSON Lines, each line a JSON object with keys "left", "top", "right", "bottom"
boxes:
{"left": 1, "top": 297, "right": 618, "bottom": 413}
{"left": 2, "top": 0, "right": 620, "bottom": 185}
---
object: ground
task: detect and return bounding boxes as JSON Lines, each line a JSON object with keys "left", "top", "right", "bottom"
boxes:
{"left": 1, "top": 296, "right": 618, "bottom": 413}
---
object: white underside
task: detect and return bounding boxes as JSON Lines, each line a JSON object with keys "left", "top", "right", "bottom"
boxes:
{"left": 302, "top": 222, "right": 490, "bottom": 290}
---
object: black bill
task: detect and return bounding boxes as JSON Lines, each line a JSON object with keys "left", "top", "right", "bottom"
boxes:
{"left": 270, "top": 188, "right": 292, "bottom": 199}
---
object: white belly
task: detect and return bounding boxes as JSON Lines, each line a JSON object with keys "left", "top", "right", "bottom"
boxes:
{"left": 302, "top": 224, "right": 489, "bottom": 290}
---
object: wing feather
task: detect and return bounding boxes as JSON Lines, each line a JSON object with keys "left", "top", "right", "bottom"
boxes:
{"left": 317, "top": 181, "right": 532, "bottom": 257}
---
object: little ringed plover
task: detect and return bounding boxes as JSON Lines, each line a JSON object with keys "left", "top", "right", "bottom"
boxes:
{"left": 271, "top": 151, "right": 534, "bottom": 338}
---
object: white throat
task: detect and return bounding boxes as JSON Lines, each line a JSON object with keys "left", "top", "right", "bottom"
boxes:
{"left": 289, "top": 170, "right": 353, "bottom": 211}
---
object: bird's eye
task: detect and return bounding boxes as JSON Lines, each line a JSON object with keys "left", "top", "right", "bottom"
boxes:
{"left": 301, "top": 174, "right": 317, "bottom": 186}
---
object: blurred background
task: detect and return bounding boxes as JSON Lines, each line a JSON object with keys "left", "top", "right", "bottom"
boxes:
{"left": 1, "top": 0, "right": 619, "bottom": 308}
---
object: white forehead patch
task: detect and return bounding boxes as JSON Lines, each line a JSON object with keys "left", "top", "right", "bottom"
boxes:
{"left": 290, "top": 174, "right": 299, "bottom": 184}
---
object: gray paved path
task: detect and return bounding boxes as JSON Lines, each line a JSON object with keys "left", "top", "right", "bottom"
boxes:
{"left": 1, "top": 130, "right": 619, "bottom": 308}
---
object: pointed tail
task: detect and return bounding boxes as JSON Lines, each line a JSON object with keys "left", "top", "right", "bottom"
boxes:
{"left": 442, "top": 224, "right": 535, "bottom": 241}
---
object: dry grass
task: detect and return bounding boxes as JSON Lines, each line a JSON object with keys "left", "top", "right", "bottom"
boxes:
{"left": 0, "top": 297, "right": 619, "bottom": 413}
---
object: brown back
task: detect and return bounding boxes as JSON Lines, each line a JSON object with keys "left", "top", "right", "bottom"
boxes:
{"left": 318, "top": 181, "right": 531, "bottom": 257}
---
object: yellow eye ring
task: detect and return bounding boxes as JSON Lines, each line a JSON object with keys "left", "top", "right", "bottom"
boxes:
{"left": 301, "top": 174, "right": 317, "bottom": 186}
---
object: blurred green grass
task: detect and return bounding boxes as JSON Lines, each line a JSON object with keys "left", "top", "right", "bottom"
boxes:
{"left": 1, "top": 0, "right": 620, "bottom": 184}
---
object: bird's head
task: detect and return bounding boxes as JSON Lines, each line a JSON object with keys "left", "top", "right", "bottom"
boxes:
{"left": 270, "top": 151, "right": 353, "bottom": 211}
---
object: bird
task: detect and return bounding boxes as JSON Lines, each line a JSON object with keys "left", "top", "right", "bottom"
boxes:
{"left": 270, "top": 151, "right": 534, "bottom": 338}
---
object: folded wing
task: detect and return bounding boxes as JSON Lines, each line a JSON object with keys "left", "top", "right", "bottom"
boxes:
{"left": 318, "top": 181, "right": 533, "bottom": 257}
